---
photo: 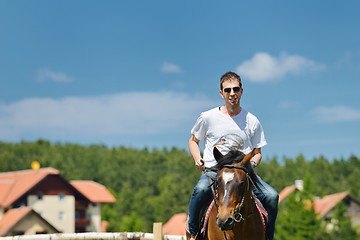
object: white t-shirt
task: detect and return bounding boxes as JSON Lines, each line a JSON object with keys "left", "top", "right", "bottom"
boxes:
{"left": 191, "top": 107, "right": 267, "bottom": 168}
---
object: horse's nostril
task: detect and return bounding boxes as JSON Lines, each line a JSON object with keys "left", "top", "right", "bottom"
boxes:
{"left": 224, "top": 217, "right": 234, "bottom": 227}
{"left": 216, "top": 217, "right": 221, "bottom": 226}
{"left": 216, "top": 216, "right": 234, "bottom": 230}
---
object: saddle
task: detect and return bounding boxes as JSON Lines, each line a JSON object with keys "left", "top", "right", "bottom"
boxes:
{"left": 186, "top": 193, "right": 268, "bottom": 240}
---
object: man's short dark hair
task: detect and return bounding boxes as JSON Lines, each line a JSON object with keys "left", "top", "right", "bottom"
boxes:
{"left": 220, "top": 71, "right": 242, "bottom": 90}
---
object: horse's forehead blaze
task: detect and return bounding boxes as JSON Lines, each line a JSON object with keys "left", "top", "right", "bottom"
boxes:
{"left": 220, "top": 171, "right": 237, "bottom": 204}
{"left": 222, "top": 172, "right": 235, "bottom": 185}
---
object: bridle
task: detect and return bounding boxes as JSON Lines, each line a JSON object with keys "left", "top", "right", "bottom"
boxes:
{"left": 205, "top": 164, "right": 253, "bottom": 223}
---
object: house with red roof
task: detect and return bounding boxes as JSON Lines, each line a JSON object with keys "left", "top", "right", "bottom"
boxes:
{"left": 0, "top": 168, "right": 116, "bottom": 236}
{"left": 278, "top": 180, "right": 360, "bottom": 231}
{"left": 163, "top": 213, "right": 187, "bottom": 236}
{"left": 0, "top": 207, "right": 59, "bottom": 236}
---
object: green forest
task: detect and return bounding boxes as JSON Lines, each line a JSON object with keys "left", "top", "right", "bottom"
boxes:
{"left": 1, "top": 139, "right": 359, "bottom": 239}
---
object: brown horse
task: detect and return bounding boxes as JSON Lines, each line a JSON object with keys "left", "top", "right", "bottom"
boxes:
{"left": 204, "top": 147, "right": 266, "bottom": 240}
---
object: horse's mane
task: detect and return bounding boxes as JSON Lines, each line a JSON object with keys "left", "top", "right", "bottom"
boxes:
{"left": 215, "top": 149, "right": 245, "bottom": 169}
{"left": 215, "top": 149, "right": 262, "bottom": 188}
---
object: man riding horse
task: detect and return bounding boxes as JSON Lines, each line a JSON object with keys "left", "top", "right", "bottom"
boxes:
{"left": 187, "top": 71, "right": 278, "bottom": 240}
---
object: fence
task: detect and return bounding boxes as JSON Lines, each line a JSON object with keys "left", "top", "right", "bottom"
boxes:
{"left": 0, "top": 223, "right": 187, "bottom": 240}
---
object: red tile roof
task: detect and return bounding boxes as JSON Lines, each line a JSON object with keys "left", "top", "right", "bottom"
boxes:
{"left": 163, "top": 213, "right": 187, "bottom": 236}
{"left": 0, "top": 168, "right": 59, "bottom": 208}
{"left": 0, "top": 207, "right": 32, "bottom": 236}
{"left": 278, "top": 184, "right": 358, "bottom": 218}
{"left": 278, "top": 185, "right": 296, "bottom": 203}
{"left": 0, "top": 168, "right": 115, "bottom": 207}
{"left": 0, "top": 180, "right": 15, "bottom": 205}
{"left": 70, "top": 180, "right": 116, "bottom": 203}
{"left": 313, "top": 191, "right": 350, "bottom": 217}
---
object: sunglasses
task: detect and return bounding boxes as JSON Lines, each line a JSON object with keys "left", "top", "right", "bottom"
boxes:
{"left": 223, "top": 87, "right": 241, "bottom": 93}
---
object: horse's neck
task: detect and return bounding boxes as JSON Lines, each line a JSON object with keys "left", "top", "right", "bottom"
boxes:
{"left": 243, "top": 187, "right": 254, "bottom": 214}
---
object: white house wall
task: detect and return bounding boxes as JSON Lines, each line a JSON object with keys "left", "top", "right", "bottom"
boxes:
{"left": 347, "top": 200, "right": 360, "bottom": 229}
{"left": 28, "top": 195, "right": 75, "bottom": 233}
{"left": 86, "top": 203, "right": 101, "bottom": 232}
{"left": 12, "top": 213, "right": 58, "bottom": 235}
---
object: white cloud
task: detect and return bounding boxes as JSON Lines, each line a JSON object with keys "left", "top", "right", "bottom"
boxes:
{"left": 236, "top": 52, "right": 326, "bottom": 82}
{"left": 278, "top": 100, "right": 300, "bottom": 111}
{"left": 312, "top": 105, "right": 360, "bottom": 122}
{"left": 36, "top": 68, "right": 73, "bottom": 83}
{"left": 0, "top": 92, "right": 216, "bottom": 139}
{"left": 335, "top": 51, "right": 360, "bottom": 68}
{"left": 161, "top": 62, "right": 182, "bottom": 73}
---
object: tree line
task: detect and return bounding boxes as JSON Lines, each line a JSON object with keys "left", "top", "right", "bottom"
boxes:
{"left": 1, "top": 140, "right": 359, "bottom": 238}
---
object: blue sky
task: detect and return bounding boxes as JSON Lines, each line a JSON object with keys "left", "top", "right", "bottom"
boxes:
{"left": 1, "top": 0, "right": 359, "bottom": 161}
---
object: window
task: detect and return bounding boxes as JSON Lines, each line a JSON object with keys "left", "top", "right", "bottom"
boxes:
{"left": 37, "top": 192, "right": 44, "bottom": 200}
{"left": 59, "top": 193, "right": 65, "bottom": 201}
{"left": 11, "top": 231, "right": 24, "bottom": 236}
{"left": 59, "top": 211, "right": 65, "bottom": 221}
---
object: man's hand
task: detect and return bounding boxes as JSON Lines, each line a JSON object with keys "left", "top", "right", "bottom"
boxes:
{"left": 250, "top": 148, "right": 262, "bottom": 168}
{"left": 194, "top": 158, "right": 205, "bottom": 171}
{"left": 189, "top": 135, "right": 204, "bottom": 171}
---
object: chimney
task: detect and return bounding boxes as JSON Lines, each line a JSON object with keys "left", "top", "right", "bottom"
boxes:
{"left": 295, "top": 180, "right": 303, "bottom": 191}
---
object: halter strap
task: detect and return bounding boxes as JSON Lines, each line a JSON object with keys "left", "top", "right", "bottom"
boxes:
{"left": 222, "top": 165, "right": 248, "bottom": 173}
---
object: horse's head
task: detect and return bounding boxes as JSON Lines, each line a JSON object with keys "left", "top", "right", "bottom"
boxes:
{"left": 213, "top": 147, "right": 253, "bottom": 231}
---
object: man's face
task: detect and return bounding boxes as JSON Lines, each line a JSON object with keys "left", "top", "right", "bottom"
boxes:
{"left": 220, "top": 79, "right": 243, "bottom": 106}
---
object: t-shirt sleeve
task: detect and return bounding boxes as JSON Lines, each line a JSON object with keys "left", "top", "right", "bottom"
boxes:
{"left": 190, "top": 113, "right": 207, "bottom": 141}
{"left": 251, "top": 120, "right": 267, "bottom": 149}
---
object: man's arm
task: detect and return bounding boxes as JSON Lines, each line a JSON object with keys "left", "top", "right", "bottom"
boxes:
{"left": 251, "top": 148, "right": 262, "bottom": 168}
{"left": 189, "top": 135, "right": 204, "bottom": 171}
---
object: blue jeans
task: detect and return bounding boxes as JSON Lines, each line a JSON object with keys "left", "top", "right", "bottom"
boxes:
{"left": 253, "top": 175, "right": 279, "bottom": 240}
{"left": 188, "top": 170, "right": 278, "bottom": 240}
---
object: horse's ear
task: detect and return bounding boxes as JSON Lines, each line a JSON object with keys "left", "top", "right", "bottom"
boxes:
{"left": 213, "top": 146, "right": 224, "bottom": 162}
{"left": 242, "top": 150, "right": 254, "bottom": 163}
